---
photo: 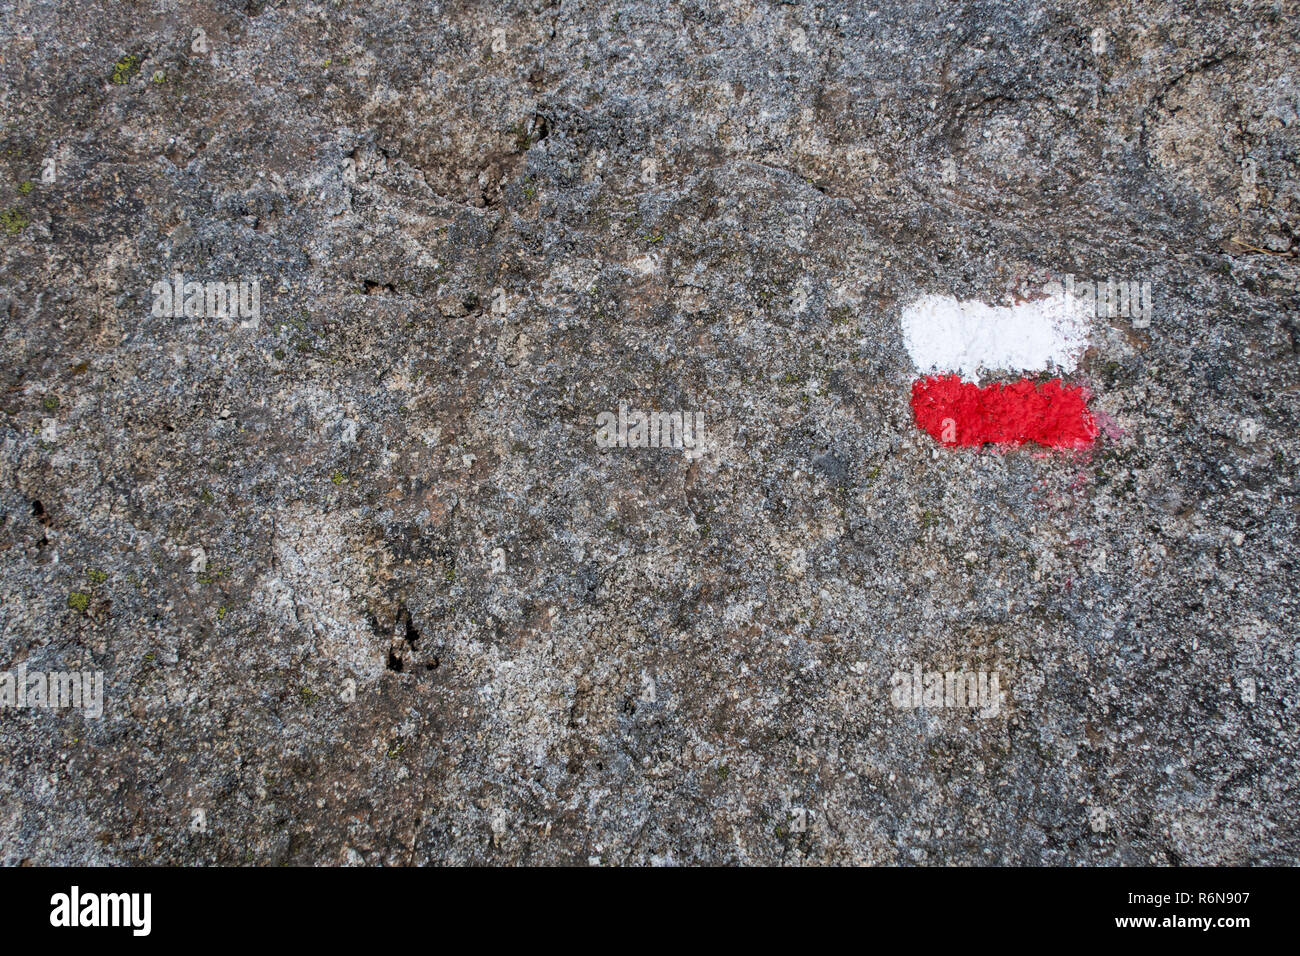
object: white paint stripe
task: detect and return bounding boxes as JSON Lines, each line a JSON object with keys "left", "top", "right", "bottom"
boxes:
{"left": 900, "top": 292, "right": 1093, "bottom": 381}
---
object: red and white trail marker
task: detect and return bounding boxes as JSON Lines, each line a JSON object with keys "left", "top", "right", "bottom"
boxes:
{"left": 901, "top": 291, "right": 1099, "bottom": 449}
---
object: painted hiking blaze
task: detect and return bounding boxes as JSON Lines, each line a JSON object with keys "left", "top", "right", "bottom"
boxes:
{"left": 911, "top": 375, "right": 1099, "bottom": 449}
{"left": 900, "top": 291, "right": 1099, "bottom": 449}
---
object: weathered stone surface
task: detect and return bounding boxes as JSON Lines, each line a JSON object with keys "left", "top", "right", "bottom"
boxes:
{"left": 0, "top": 1, "right": 1296, "bottom": 865}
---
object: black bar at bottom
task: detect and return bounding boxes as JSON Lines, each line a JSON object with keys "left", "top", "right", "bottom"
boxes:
{"left": 0, "top": 864, "right": 1283, "bottom": 943}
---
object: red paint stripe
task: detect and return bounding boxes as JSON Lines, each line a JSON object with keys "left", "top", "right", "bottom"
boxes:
{"left": 911, "top": 374, "right": 1099, "bottom": 449}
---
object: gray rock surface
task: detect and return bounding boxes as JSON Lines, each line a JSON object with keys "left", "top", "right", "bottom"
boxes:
{"left": 0, "top": 0, "right": 1296, "bottom": 864}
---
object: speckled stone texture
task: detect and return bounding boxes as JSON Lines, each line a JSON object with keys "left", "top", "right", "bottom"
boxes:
{"left": 0, "top": 0, "right": 1297, "bottom": 865}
